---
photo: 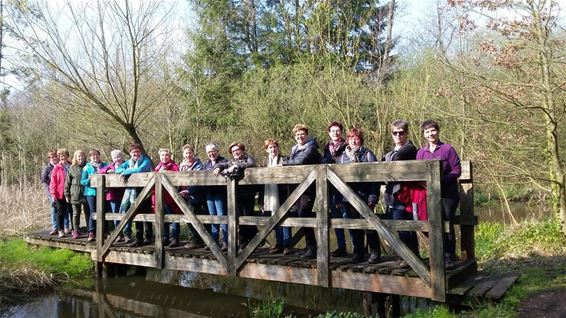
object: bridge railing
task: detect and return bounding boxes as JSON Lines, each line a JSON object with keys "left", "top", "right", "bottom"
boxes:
{"left": 92, "top": 160, "right": 474, "bottom": 302}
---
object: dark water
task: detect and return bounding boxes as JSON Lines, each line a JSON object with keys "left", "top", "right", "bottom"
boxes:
{"left": 476, "top": 201, "right": 552, "bottom": 224}
{"left": 1, "top": 276, "right": 316, "bottom": 318}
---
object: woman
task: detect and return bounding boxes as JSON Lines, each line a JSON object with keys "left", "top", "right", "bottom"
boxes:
{"left": 335, "top": 128, "right": 380, "bottom": 263}
{"left": 416, "top": 119, "right": 462, "bottom": 268}
{"left": 153, "top": 148, "right": 180, "bottom": 247}
{"left": 322, "top": 121, "right": 348, "bottom": 257}
{"left": 179, "top": 144, "right": 206, "bottom": 249}
{"left": 41, "top": 150, "right": 68, "bottom": 235}
{"left": 384, "top": 120, "right": 419, "bottom": 266}
{"left": 282, "top": 124, "right": 321, "bottom": 260}
{"left": 81, "top": 149, "right": 108, "bottom": 242}
{"left": 203, "top": 143, "right": 228, "bottom": 251}
{"left": 99, "top": 149, "right": 126, "bottom": 241}
{"left": 213, "top": 142, "right": 258, "bottom": 250}
{"left": 65, "top": 150, "right": 88, "bottom": 239}
{"left": 49, "top": 148, "right": 72, "bottom": 238}
{"left": 260, "top": 138, "right": 291, "bottom": 255}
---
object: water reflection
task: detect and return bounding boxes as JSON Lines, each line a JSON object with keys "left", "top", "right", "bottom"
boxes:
{"left": 477, "top": 201, "right": 551, "bottom": 224}
{"left": 3, "top": 276, "right": 314, "bottom": 318}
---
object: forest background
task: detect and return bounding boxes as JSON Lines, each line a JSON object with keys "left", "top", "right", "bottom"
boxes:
{"left": 0, "top": 0, "right": 565, "bottom": 235}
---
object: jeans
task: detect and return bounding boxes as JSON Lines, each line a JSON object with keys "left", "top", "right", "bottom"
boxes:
{"left": 274, "top": 225, "right": 292, "bottom": 248}
{"left": 163, "top": 204, "right": 179, "bottom": 240}
{"left": 85, "top": 196, "right": 97, "bottom": 233}
{"left": 207, "top": 193, "right": 227, "bottom": 244}
{"left": 55, "top": 198, "right": 69, "bottom": 231}
{"left": 109, "top": 200, "right": 120, "bottom": 229}
{"left": 296, "top": 193, "right": 316, "bottom": 247}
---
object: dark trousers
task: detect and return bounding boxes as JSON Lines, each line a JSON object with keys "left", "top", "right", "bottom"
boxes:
{"left": 442, "top": 196, "right": 459, "bottom": 255}
{"left": 55, "top": 198, "right": 70, "bottom": 231}
{"left": 390, "top": 207, "right": 419, "bottom": 256}
{"left": 344, "top": 204, "right": 381, "bottom": 255}
{"left": 187, "top": 200, "right": 210, "bottom": 244}
{"left": 296, "top": 194, "right": 316, "bottom": 247}
{"left": 237, "top": 194, "right": 258, "bottom": 246}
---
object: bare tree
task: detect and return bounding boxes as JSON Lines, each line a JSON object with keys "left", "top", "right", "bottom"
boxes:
{"left": 5, "top": 0, "right": 177, "bottom": 151}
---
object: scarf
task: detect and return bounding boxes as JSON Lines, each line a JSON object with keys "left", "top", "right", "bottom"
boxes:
{"left": 345, "top": 146, "right": 361, "bottom": 162}
{"left": 329, "top": 139, "right": 345, "bottom": 158}
{"left": 179, "top": 159, "right": 197, "bottom": 171}
{"left": 90, "top": 161, "right": 103, "bottom": 173}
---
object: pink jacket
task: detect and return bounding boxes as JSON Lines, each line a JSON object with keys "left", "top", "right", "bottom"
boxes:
{"left": 50, "top": 161, "right": 71, "bottom": 200}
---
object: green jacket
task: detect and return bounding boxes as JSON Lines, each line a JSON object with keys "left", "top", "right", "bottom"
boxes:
{"left": 65, "top": 164, "right": 85, "bottom": 204}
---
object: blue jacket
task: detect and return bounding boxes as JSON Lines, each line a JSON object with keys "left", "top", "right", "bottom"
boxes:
{"left": 81, "top": 162, "right": 108, "bottom": 197}
{"left": 115, "top": 155, "right": 152, "bottom": 176}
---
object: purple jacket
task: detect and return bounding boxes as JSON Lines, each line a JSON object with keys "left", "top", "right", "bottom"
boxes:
{"left": 99, "top": 163, "right": 126, "bottom": 201}
{"left": 416, "top": 141, "right": 461, "bottom": 197}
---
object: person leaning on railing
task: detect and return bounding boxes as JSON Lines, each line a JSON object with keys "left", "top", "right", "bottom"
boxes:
{"left": 258, "top": 138, "right": 292, "bottom": 255}
{"left": 115, "top": 143, "right": 153, "bottom": 247}
{"left": 334, "top": 128, "right": 381, "bottom": 264}
{"left": 202, "top": 143, "right": 229, "bottom": 251}
{"left": 99, "top": 149, "right": 126, "bottom": 242}
{"left": 383, "top": 119, "right": 419, "bottom": 268}
{"left": 213, "top": 142, "right": 258, "bottom": 251}
{"left": 152, "top": 148, "right": 180, "bottom": 248}
{"left": 416, "top": 119, "right": 462, "bottom": 269}
{"left": 321, "top": 121, "right": 349, "bottom": 258}
{"left": 282, "top": 124, "right": 322, "bottom": 260}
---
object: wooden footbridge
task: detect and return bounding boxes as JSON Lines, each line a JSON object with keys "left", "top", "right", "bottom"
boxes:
{"left": 26, "top": 160, "right": 519, "bottom": 313}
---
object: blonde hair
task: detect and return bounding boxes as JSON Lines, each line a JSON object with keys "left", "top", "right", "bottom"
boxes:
{"left": 71, "top": 150, "right": 85, "bottom": 166}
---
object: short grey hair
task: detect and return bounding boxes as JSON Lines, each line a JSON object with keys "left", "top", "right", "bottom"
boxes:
{"left": 205, "top": 143, "right": 219, "bottom": 152}
{"left": 110, "top": 149, "right": 123, "bottom": 159}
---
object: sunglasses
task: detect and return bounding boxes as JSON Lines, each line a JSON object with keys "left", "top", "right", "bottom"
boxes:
{"left": 392, "top": 131, "right": 405, "bottom": 136}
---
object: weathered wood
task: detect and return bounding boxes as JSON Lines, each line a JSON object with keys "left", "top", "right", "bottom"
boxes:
{"left": 484, "top": 272, "right": 520, "bottom": 300}
{"left": 239, "top": 165, "right": 313, "bottom": 185}
{"left": 426, "top": 160, "right": 446, "bottom": 302}
{"left": 331, "top": 270, "right": 432, "bottom": 298}
{"left": 99, "top": 175, "right": 156, "bottom": 262}
{"left": 227, "top": 179, "right": 238, "bottom": 275}
{"left": 154, "top": 174, "right": 164, "bottom": 269}
{"left": 95, "top": 174, "right": 106, "bottom": 262}
{"left": 448, "top": 272, "right": 489, "bottom": 296}
{"left": 467, "top": 276, "right": 500, "bottom": 297}
{"left": 161, "top": 174, "right": 228, "bottom": 271}
{"left": 316, "top": 165, "right": 330, "bottom": 287}
{"left": 326, "top": 166, "right": 431, "bottom": 286}
{"left": 459, "top": 162, "right": 475, "bottom": 260}
{"left": 234, "top": 169, "right": 316, "bottom": 272}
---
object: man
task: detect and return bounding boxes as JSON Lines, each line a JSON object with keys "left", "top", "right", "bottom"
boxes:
{"left": 41, "top": 150, "right": 69, "bottom": 235}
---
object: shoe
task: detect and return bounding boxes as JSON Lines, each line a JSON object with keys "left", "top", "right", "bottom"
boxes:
{"left": 123, "top": 236, "right": 132, "bottom": 244}
{"left": 269, "top": 245, "right": 283, "bottom": 254}
{"left": 143, "top": 238, "right": 154, "bottom": 245}
{"left": 58, "top": 230, "right": 65, "bottom": 238}
{"left": 399, "top": 260, "right": 409, "bottom": 268}
{"left": 168, "top": 239, "right": 179, "bottom": 248}
{"left": 87, "top": 232, "right": 95, "bottom": 242}
{"left": 331, "top": 247, "right": 347, "bottom": 257}
{"left": 351, "top": 253, "right": 365, "bottom": 263}
{"left": 72, "top": 230, "right": 80, "bottom": 239}
{"left": 64, "top": 227, "right": 71, "bottom": 235}
{"left": 300, "top": 246, "right": 316, "bottom": 260}
{"left": 116, "top": 235, "right": 123, "bottom": 242}
{"left": 127, "top": 240, "right": 142, "bottom": 247}
{"left": 283, "top": 248, "right": 292, "bottom": 255}
{"left": 220, "top": 242, "right": 228, "bottom": 252}
{"left": 49, "top": 229, "right": 58, "bottom": 235}
{"left": 184, "top": 243, "right": 203, "bottom": 250}
{"left": 445, "top": 257, "right": 456, "bottom": 270}
{"left": 368, "top": 251, "right": 381, "bottom": 264}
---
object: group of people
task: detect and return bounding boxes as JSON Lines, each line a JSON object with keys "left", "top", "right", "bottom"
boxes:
{"left": 41, "top": 119, "right": 461, "bottom": 267}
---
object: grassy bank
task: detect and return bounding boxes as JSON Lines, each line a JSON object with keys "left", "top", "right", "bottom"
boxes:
{"left": 0, "top": 237, "right": 93, "bottom": 308}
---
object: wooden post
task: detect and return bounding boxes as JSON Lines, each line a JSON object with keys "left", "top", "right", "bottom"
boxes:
{"left": 316, "top": 165, "right": 329, "bottom": 287}
{"left": 459, "top": 162, "right": 475, "bottom": 260}
{"left": 426, "top": 160, "right": 446, "bottom": 302}
{"left": 95, "top": 174, "right": 105, "bottom": 265}
{"left": 154, "top": 173, "right": 164, "bottom": 269}
{"left": 227, "top": 178, "right": 238, "bottom": 275}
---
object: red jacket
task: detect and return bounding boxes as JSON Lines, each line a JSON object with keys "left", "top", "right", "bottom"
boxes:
{"left": 50, "top": 162, "right": 71, "bottom": 200}
{"left": 394, "top": 182, "right": 428, "bottom": 220}
{"left": 152, "top": 160, "right": 181, "bottom": 213}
